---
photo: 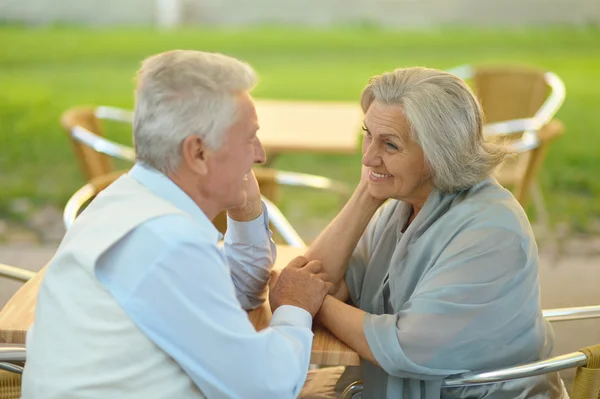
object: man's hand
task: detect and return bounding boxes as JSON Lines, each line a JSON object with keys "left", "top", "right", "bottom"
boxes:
{"left": 227, "top": 170, "right": 262, "bottom": 221}
{"left": 268, "top": 256, "right": 335, "bottom": 318}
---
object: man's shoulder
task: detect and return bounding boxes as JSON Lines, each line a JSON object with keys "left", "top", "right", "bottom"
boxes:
{"left": 135, "top": 213, "right": 217, "bottom": 249}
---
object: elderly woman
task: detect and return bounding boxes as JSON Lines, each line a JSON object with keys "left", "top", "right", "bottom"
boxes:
{"left": 302, "top": 67, "right": 567, "bottom": 398}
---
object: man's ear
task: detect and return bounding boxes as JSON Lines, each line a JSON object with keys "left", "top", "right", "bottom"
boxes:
{"left": 181, "top": 135, "right": 210, "bottom": 175}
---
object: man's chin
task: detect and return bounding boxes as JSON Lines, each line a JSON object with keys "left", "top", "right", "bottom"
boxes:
{"left": 227, "top": 192, "right": 247, "bottom": 210}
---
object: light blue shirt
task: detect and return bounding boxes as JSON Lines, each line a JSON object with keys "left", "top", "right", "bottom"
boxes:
{"left": 95, "top": 163, "right": 313, "bottom": 399}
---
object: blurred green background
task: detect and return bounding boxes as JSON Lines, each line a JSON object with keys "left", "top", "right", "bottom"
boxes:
{"left": 1, "top": 26, "right": 599, "bottom": 239}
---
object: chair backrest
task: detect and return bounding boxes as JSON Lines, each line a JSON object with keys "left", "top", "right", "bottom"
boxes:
{"left": 61, "top": 106, "right": 116, "bottom": 181}
{"left": 473, "top": 65, "right": 550, "bottom": 124}
{"left": 448, "top": 64, "right": 566, "bottom": 208}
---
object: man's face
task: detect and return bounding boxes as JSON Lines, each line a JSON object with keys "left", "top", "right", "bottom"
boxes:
{"left": 204, "top": 92, "right": 265, "bottom": 210}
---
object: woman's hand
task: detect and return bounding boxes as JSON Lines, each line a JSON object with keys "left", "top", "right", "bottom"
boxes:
{"left": 357, "top": 165, "right": 386, "bottom": 208}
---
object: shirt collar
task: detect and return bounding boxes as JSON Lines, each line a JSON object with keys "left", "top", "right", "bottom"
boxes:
{"left": 128, "top": 162, "right": 221, "bottom": 243}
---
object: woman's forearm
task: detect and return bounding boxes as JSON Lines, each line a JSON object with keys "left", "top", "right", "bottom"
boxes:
{"left": 316, "top": 295, "right": 379, "bottom": 366}
{"left": 304, "top": 183, "right": 381, "bottom": 288}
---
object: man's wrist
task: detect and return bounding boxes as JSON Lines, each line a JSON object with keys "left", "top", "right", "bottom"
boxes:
{"left": 276, "top": 299, "right": 313, "bottom": 317}
{"left": 272, "top": 305, "right": 313, "bottom": 329}
{"left": 227, "top": 199, "right": 262, "bottom": 222}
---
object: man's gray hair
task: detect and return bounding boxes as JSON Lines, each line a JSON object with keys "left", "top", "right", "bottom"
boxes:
{"left": 361, "top": 67, "right": 506, "bottom": 193}
{"left": 133, "top": 50, "right": 257, "bottom": 174}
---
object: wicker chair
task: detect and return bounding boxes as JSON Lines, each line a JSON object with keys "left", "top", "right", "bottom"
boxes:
{"left": 448, "top": 64, "right": 566, "bottom": 225}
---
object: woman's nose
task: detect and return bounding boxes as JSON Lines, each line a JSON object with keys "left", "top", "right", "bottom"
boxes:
{"left": 362, "top": 143, "right": 381, "bottom": 167}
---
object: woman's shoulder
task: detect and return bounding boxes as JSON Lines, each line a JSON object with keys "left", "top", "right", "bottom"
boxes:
{"left": 442, "top": 178, "right": 534, "bottom": 238}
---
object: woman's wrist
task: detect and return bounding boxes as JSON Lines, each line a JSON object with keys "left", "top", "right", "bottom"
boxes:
{"left": 353, "top": 181, "right": 385, "bottom": 211}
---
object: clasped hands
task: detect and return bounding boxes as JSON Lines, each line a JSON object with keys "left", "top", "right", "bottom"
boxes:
{"left": 268, "top": 257, "right": 335, "bottom": 318}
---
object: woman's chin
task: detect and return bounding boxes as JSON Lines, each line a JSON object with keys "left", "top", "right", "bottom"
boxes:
{"left": 367, "top": 185, "right": 390, "bottom": 201}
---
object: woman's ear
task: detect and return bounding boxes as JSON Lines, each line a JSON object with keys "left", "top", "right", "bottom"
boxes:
{"left": 181, "top": 136, "right": 210, "bottom": 176}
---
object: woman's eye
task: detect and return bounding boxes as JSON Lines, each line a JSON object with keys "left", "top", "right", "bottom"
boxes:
{"left": 386, "top": 142, "right": 399, "bottom": 150}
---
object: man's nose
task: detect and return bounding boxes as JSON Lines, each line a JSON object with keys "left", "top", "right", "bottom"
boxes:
{"left": 254, "top": 138, "right": 266, "bottom": 164}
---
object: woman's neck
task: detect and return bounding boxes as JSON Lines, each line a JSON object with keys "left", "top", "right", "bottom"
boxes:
{"left": 403, "top": 193, "right": 429, "bottom": 231}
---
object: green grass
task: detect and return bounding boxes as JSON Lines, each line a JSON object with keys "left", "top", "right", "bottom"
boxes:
{"left": 0, "top": 26, "right": 599, "bottom": 236}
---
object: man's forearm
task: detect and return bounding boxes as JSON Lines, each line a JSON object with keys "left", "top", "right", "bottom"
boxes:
{"left": 224, "top": 205, "right": 276, "bottom": 310}
{"left": 317, "top": 295, "right": 379, "bottom": 366}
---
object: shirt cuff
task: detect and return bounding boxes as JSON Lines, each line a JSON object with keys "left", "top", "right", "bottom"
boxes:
{"left": 225, "top": 201, "right": 270, "bottom": 246}
{"left": 271, "top": 305, "right": 313, "bottom": 330}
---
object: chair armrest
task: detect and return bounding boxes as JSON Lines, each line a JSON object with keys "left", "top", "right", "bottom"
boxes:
{"left": 95, "top": 106, "right": 134, "bottom": 123}
{"left": 0, "top": 264, "right": 35, "bottom": 283}
{"left": 443, "top": 351, "right": 587, "bottom": 387}
{"left": 0, "top": 344, "right": 26, "bottom": 364}
{"left": 0, "top": 345, "right": 26, "bottom": 362}
{"left": 483, "top": 118, "right": 543, "bottom": 137}
{"left": 71, "top": 126, "right": 136, "bottom": 162}
{"left": 0, "top": 362, "right": 23, "bottom": 374}
{"left": 543, "top": 304, "right": 600, "bottom": 323}
{"left": 537, "top": 119, "right": 565, "bottom": 143}
{"left": 447, "top": 64, "right": 474, "bottom": 80}
{"left": 261, "top": 196, "right": 306, "bottom": 248}
{"left": 274, "top": 170, "right": 350, "bottom": 197}
{"left": 0, "top": 345, "right": 26, "bottom": 373}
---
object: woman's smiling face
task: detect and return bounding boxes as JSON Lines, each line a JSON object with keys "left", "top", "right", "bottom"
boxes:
{"left": 361, "top": 101, "right": 433, "bottom": 206}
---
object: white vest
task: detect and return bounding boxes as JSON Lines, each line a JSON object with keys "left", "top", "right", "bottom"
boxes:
{"left": 22, "top": 174, "right": 207, "bottom": 399}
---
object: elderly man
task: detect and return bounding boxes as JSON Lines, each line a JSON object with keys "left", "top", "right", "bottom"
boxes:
{"left": 22, "top": 50, "right": 333, "bottom": 399}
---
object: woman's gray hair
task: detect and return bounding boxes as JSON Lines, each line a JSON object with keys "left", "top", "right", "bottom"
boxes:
{"left": 361, "top": 67, "right": 506, "bottom": 193}
{"left": 133, "top": 50, "right": 257, "bottom": 174}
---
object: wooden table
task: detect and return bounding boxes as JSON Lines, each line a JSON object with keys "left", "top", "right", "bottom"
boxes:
{"left": 255, "top": 99, "right": 363, "bottom": 155}
{"left": 0, "top": 245, "right": 360, "bottom": 366}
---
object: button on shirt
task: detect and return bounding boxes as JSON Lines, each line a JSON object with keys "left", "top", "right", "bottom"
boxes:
{"left": 95, "top": 163, "right": 313, "bottom": 399}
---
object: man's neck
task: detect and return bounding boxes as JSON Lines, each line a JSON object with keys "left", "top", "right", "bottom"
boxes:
{"left": 167, "top": 171, "right": 221, "bottom": 221}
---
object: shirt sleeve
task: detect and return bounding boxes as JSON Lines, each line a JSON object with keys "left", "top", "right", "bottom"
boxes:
{"left": 223, "top": 201, "right": 277, "bottom": 310}
{"left": 98, "top": 232, "right": 313, "bottom": 399}
{"left": 363, "top": 227, "right": 546, "bottom": 379}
